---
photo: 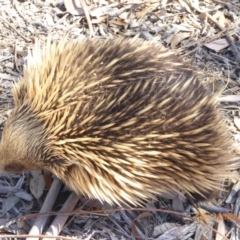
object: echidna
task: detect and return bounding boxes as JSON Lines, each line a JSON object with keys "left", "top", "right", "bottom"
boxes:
{"left": 0, "top": 37, "right": 238, "bottom": 206}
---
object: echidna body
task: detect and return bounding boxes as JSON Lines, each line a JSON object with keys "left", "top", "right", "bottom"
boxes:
{"left": 0, "top": 37, "right": 237, "bottom": 205}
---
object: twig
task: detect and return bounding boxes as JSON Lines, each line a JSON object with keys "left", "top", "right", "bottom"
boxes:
{"left": 205, "top": 13, "right": 240, "bottom": 64}
{"left": 218, "top": 95, "right": 240, "bottom": 103}
{"left": 213, "top": 0, "right": 240, "bottom": 11}
{"left": 178, "top": 24, "right": 234, "bottom": 57}
{"left": 27, "top": 178, "right": 62, "bottom": 240}
{"left": 0, "top": 234, "right": 76, "bottom": 240}
{"left": 79, "top": 0, "right": 94, "bottom": 38}
{"left": 0, "top": 16, "right": 31, "bottom": 43}
{"left": 14, "top": 42, "right": 20, "bottom": 72}
{"left": 43, "top": 192, "right": 79, "bottom": 240}
{"left": 182, "top": 0, "right": 240, "bottom": 64}
{"left": 12, "top": 0, "right": 31, "bottom": 25}
{"left": 120, "top": 210, "right": 145, "bottom": 239}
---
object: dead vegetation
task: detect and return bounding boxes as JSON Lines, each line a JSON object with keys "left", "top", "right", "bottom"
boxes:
{"left": 0, "top": 0, "right": 240, "bottom": 239}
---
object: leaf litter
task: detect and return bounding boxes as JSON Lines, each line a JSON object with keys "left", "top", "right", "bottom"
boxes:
{"left": 0, "top": 0, "right": 240, "bottom": 239}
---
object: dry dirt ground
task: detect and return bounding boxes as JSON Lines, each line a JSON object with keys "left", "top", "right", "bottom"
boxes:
{"left": 1, "top": 0, "right": 240, "bottom": 239}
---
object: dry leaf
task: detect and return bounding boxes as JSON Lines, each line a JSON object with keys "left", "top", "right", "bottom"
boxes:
{"left": 160, "top": 191, "right": 178, "bottom": 199}
{"left": 15, "top": 191, "right": 33, "bottom": 201}
{"left": 199, "top": 12, "right": 206, "bottom": 21}
{"left": 172, "top": 24, "right": 194, "bottom": 32}
{"left": 215, "top": 214, "right": 227, "bottom": 240}
{"left": 45, "top": 14, "right": 54, "bottom": 26}
{"left": 204, "top": 38, "right": 229, "bottom": 52}
{"left": 0, "top": 73, "right": 17, "bottom": 82}
{"left": 135, "top": 3, "right": 159, "bottom": 19}
{"left": 131, "top": 221, "right": 142, "bottom": 240}
{"left": 129, "top": 19, "right": 139, "bottom": 28}
{"left": 16, "top": 215, "right": 29, "bottom": 230}
{"left": 171, "top": 32, "right": 191, "bottom": 49}
{"left": 156, "top": 223, "right": 197, "bottom": 240}
{"left": 118, "top": 11, "right": 128, "bottom": 20}
{"left": 103, "top": 228, "right": 118, "bottom": 240}
{"left": 172, "top": 197, "right": 184, "bottom": 212}
{"left": 178, "top": 0, "right": 193, "bottom": 14}
{"left": 109, "top": 19, "right": 128, "bottom": 27}
{"left": 30, "top": 170, "right": 45, "bottom": 199}
{"left": 153, "top": 222, "right": 180, "bottom": 237}
{"left": 2, "top": 195, "right": 20, "bottom": 214}
{"left": 234, "top": 117, "right": 240, "bottom": 130}
{"left": 225, "top": 181, "right": 240, "bottom": 203}
{"left": 196, "top": 207, "right": 211, "bottom": 217}
{"left": 218, "top": 12, "right": 225, "bottom": 28}
{"left": 64, "top": 0, "right": 84, "bottom": 16}
{"left": 90, "top": 6, "right": 113, "bottom": 18}
{"left": 91, "top": 15, "right": 108, "bottom": 24}
{"left": 134, "top": 212, "right": 153, "bottom": 221}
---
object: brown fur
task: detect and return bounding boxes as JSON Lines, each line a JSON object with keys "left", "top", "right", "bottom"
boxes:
{"left": 0, "top": 37, "right": 238, "bottom": 205}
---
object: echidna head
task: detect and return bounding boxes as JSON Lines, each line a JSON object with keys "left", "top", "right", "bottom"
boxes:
{"left": 0, "top": 108, "right": 47, "bottom": 173}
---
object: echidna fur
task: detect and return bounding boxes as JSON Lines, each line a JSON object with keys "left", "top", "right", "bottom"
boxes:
{"left": 0, "top": 37, "right": 238, "bottom": 206}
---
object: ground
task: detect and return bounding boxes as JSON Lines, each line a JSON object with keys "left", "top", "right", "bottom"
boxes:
{"left": 0, "top": 0, "right": 240, "bottom": 239}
